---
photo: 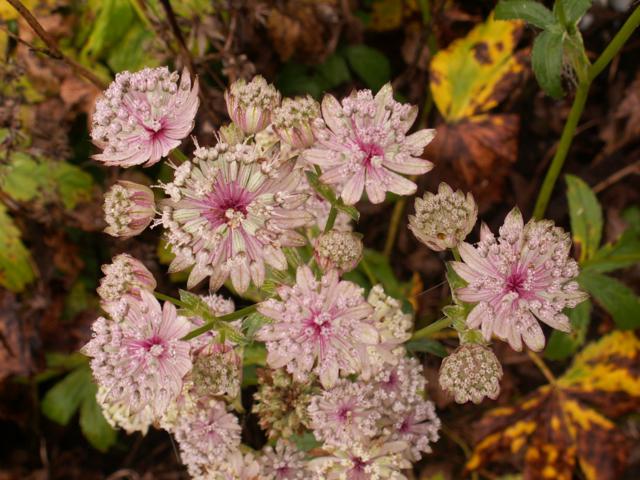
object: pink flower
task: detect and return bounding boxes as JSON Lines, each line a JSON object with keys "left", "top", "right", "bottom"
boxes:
{"left": 91, "top": 67, "right": 198, "bottom": 167}
{"left": 82, "top": 290, "right": 192, "bottom": 419}
{"left": 103, "top": 180, "right": 156, "bottom": 238}
{"left": 452, "top": 208, "right": 588, "bottom": 352}
{"left": 160, "top": 143, "right": 312, "bottom": 293}
{"left": 96, "top": 254, "right": 156, "bottom": 308}
{"left": 256, "top": 266, "right": 378, "bottom": 388}
{"left": 303, "top": 83, "right": 435, "bottom": 205}
{"left": 385, "top": 400, "right": 440, "bottom": 462}
{"left": 260, "top": 440, "right": 310, "bottom": 479}
{"left": 225, "top": 76, "right": 281, "bottom": 134}
{"left": 174, "top": 398, "right": 242, "bottom": 478}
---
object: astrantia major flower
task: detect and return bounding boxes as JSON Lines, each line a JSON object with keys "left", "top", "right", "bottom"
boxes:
{"left": 452, "top": 208, "right": 588, "bottom": 351}
{"left": 409, "top": 182, "right": 477, "bottom": 251}
{"left": 272, "top": 95, "right": 320, "bottom": 149}
{"left": 304, "top": 83, "right": 435, "bottom": 205}
{"left": 439, "top": 344, "right": 503, "bottom": 404}
{"left": 160, "top": 143, "right": 312, "bottom": 293}
{"left": 314, "top": 230, "right": 363, "bottom": 274}
{"left": 83, "top": 290, "right": 192, "bottom": 419}
{"left": 259, "top": 439, "right": 309, "bottom": 480}
{"left": 91, "top": 67, "right": 198, "bottom": 167}
{"left": 103, "top": 180, "right": 156, "bottom": 238}
{"left": 256, "top": 266, "right": 378, "bottom": 388}
{"left": 308, "top": 440, "right": 411, "bottom": 480}
{"left": 308, "top": 380, "right": 380, "bottom": 449}
{"left": 96, "top": 254, "right": 156, "bottom": 307}
{"left": 225, "top": 75, "right": 281, "bottom": 134}
{"left": 174, "top": 398, "right": 242, "bottom": 478}
{"left": 97, "top": 386, "right": 155, "bottom": 435}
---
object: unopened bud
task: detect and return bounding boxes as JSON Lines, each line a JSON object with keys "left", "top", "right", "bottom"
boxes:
{"left": 104, "top": 180, "right": 155, "bottom": 238}
{"left": 272, "top": 96, "right": 320, "bottom": 149}
{"left": 97, "top": 253, "right": 156, "bottom": 305}
{"left": 224, "top": 76, "right": 281, "bottom": 134}
{"left": 314, "top": 230, "right": 363, "bottom": 273}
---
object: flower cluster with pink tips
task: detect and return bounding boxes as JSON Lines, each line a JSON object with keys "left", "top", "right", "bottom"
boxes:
{"left": 84, "top": 67, "right": 588, "bottom": 478}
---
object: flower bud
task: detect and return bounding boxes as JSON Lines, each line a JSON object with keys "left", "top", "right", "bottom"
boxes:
{"left": 439, "top": 344, "right": 503, "bottom": 404}
{"left": 104, "top": 180, "right": 155, "bottom": 238}
{"left": 97, "top": 253, "right": 157, "bottom": 305}
{"left": 409, "top": 183, "right": 477, "bottom": 251}
{"left": 314, "top": 230, "right": 363, "bottom": 274}
{"left": 218, "top": 122, "right": 245, "bottom": 146}
{"left": 272, "top": 96, "right": 320, "bottom": 149}
{"left": 224, "top": 76, "right": 281, "bottom": 134}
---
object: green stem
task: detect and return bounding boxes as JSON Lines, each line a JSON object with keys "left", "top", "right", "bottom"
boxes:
{"left": 533, "top": 6, "right": 640, "bottom": 219}
{"left": 324, "top": 206, "right": 338, "bottom": 233}
{"left": 182, "top": 304, "right": 258, "bottom": 340}
{"left": 383, "top": 196, "right": 409, "bottom": 257}
{"left": 154, "top": 291, "right": 187, "bottom": 308}
{"left": 411, "top": 317, "right": 452, "bottom": 341}
{"left": 452, "top": 247, "right": 461, "bottom": 262}
{"left": 360, "top": 257, "right": 378, "bottom": 286}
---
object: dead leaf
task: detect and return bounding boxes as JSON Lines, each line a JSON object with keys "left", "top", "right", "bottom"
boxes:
{"left": 599, "top": 72, "right": 640, "bottom": 157}
{"left": 467, "top": 331, "right": 640, "bottom": 480}
{"left": 0, "top": 290, "right": 31, "bottom": 382}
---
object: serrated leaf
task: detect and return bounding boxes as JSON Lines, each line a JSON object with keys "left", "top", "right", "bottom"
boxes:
{"left": 495, "top": 0, "right": 557, "bottom": 29}
{"left": 468, "top": 331, "right": 640, "bottom": 480}
{"left": 41, "top": 366, "right": 93, "bottom": 426}
{"left": 566, "top": 175, "right": 602, "bottom": 262}
{"left": 343, "top": 45, "right": 391, "bottom": 91}
{"left": 430, "top": 12, "right": 525, "bottom": 121}
{"left": 49, "top": 162, "right": 94, "bottom": 209}
{"left": 581, "top": 229, "right": 640, "bottom": 273}
{"left": 578, "top": 271, "right": 640, "bottom": 329}
{"left": 545, "top": 299, "right": 591, "bottom": 360}
{"left": 532, "top": 29, "right": 565, "bottom": 98}
{"left": 0, "top": 204, "right": 36, "bottom": 292}
{"left": 79, "top": 381, "right": 117, "bottom": 452}
{"left": 0, "top": 152, "right": 41, "bottom": 201}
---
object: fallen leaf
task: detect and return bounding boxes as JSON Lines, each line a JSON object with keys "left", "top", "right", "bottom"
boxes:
{"left": 467, "top": 331, "right": 640, "bottom": 480}
{"left": 0, "top": 290, "right": 31, "bottom": 382}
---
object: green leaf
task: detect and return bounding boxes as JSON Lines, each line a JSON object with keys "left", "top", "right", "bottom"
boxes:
{"left": 50, "top": 162, "right": 94, "bottom": 209}
{"left": 581, "top": 229, "right": 640, "bottom": 273}
{"left": 290, "top": 431, "right": 322, "bottom": 452}
{"left": 305, "top": 170, "right": 359, "bottom": 221}
{"left": 243, "top": 312, "right": 272, "bottom": 341}
{"left": 82, "top": 0, "right": 136, "bottom": 60}
{"left": 0, "top": 204, "right": 36, "bottom": 292}
{"left": 107, "top": 24, "right": 155, "bottom": 72}
{"left": 0, "top": 152, "right": 42, "bottom": 201}
{"left": 79, "top": 382, "right": 117, "bottom": 452}
{"left": 361, "top": 249, "right": 407, "bottom": 299}
{"left": 41, "top": 366, "right": 93, "bottom": 426}
{"left": 316, "top": 53, "right": 351, "bottom": 88}
{"left": 557, "top": 0, "right": 592, "bottom": 25}
{"left": 545, "top": 300, "right": 591, "bottom": 360}
{"left": 405, "top": 339, "right": 448, "bottom": 357}
{"left": 578, "top": 271, "right": 640, "bottom": 329}
{"left": 566, "top": 175, "right": 603, "bottom": 262}
{"left": 495, "top": 0, "right": 557, "bottom": 29}
{"left": 277, "top": 63, "right": 324, "bottom": 98}
{"left": 243, "top": 343, "right": 267, "bottom": 366}
{"left": 622, "top": 206, "right": 640, "bottom": 236}
{"left": 343, "top": 45, "right": 391, "bottom": 91}
{"left": 242, "top": 364, "right": 258, "bottom": 387}
{"left": 531, "top": 29, "right": 565, "bottom": 98}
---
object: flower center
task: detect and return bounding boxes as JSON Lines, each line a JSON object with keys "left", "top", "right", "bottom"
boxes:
{"left": 505, "top": 272, "right": 527, "bottom": 296}
{"left": 337, "top": 405, "right": 353, "bottom": 422}
{"left": 357, "top": 140, "right": 384, "bottom": 168}
{"left": 201, "top": 180, "right": 252, "bottom": 228}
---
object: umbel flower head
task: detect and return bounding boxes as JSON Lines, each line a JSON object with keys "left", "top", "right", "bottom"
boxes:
{"left": 82, "top": 290, "right": 192, "bottom": 419}
{"left": 173, "top": 397, "right": 242, "bottom": 478}
{"left": 308, "top": 440, "right": 411, "bottom": 480}
{"left": 225, "top": 75, "right": 281, "bottom": 134}
{"left": 314, "top": 230, "right": 363, "bottom": 274}
{"left": 91, "top": 67, "right": 198, "bottom": 167}
{"left": 259, "top": 439, "right": 310, "bottom": 479}
{"left": 439, "top": 344, "right": 503, "bottom": 404}
{"left": 96, "top": 387, "right": 155, "bottom": 435}
{"left": 304, "top": 83, "right": 435, "bottom": 205}
{"left": 452, "top": 208, "right": 588, "bottom": 351}
{"left": 253, "top": 368, "right": 315, "bottom": 440}
{"left": 159, "top": 143, "right": 312, "bottom": 293}
{"left": 257, "top": 266, "right": 378, "bottom": 388}
{"left": 409, "top": 183, "right": 477, "bottom": 251}
{"left": 272, "top": 95, "right": 320, "bottom": 149}
{"left": 96, "top": 254, "right": 156, "bottom": 306}
{"left": 103, "top": 180, "right": 156, "bottom": 238}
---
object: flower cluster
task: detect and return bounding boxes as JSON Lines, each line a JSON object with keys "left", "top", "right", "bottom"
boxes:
{"left": 452, "top": 208, "right": 588, "bottom": 351}
{"left": 304, "top": 83, "right": 435, "bottom": 204}
{"left": 96, "top": 254, "right": 156, "bottom": 307}
{"left": 91, "top": 67, "right": 198, "bottom": 167}
{"left": 314, "top": 230, "right": 363, "bottom": 273}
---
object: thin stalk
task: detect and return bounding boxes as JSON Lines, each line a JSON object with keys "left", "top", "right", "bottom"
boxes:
{"left": 324, "top": 206, "right": 338, "bottom": 233}
{"left": 360, "top": 257, "right": 378, "bottom": 286}
{"left": 411, "top": 317, "right": 452, "bottom": 341}
{"left": 383, "top": 194, "right": 410, "bottom": 257}
{"left": 527, "top": 350, "right": 556, "bottom": 385}
{"left": 182, "top": 304, "right": 257, "bottom": 340}
{"left": 533, "top": 6, "right": 640, "bottom": 219}
{"left": 6, "top": 0, "right": 107, "bottom": 89}
{"left": 153, "top": 291, "right": 187, "bottom": 308}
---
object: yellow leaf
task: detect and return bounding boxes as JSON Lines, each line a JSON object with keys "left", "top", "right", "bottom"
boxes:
{"left": 369, "top": 0, "right": 418, "bottom": 32}
{"left": 429, "top": 13, "right": 525, "bottom": 122}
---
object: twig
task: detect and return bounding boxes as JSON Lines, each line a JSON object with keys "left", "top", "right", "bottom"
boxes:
{"left": 533, "top": 6, "right": 640, "bottom": 219}
{"left": 592, "top": 160, "right": 640, "bottom": 193}
{"left": 5, "top": 0, "right": 107, "bottom": 90}
{"left": 158, "top": 0, "right": 194, "bottom": 77}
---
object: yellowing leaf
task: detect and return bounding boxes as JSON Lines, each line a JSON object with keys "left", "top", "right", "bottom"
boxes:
{"left": 467, "top": 331, "right": 640, "bottom": 480}
{"left": 368, "top": 0, "right": 418, "bottom": 32}
{"left": 430, "top": 13, "right": 525, "bottom": 122}
{"left": 0, "top": 203, "right": 36, "bottom": 292}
